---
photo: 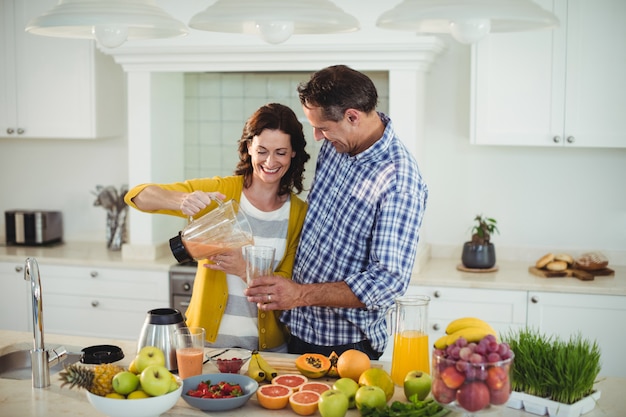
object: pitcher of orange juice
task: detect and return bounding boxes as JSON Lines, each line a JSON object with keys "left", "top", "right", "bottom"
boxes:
{"left": 389, "top": 295, "right": 430, "bottom": 386}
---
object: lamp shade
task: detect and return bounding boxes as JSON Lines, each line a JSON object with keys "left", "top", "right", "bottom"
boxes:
{"left": 25, "top": 0, "right": 188, "bottom": 48}
{"left": 189, "top": 0, "right": 360, "bottom": 44}
{"left": 376, "top": 0, "right": 559, "bottom": 44}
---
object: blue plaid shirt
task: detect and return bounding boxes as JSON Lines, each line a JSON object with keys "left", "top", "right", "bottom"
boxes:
{"left": 281, "top": 113, "right": 428, "bottom": 354}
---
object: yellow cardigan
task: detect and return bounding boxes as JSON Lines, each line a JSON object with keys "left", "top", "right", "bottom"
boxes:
{"left": 124, "top": 175, "right": 307, "bottom": 351}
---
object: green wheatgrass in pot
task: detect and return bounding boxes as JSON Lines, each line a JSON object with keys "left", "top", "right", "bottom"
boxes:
{"left": 502, "top": 328, "right": 601, "bottom": 404}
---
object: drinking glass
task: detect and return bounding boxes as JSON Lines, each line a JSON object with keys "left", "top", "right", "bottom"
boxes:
{"left": 175, "top": 327, "right": 205, "bottom": 379}
{"left": 244, "top": 245, "right": 275, "bottom": 286}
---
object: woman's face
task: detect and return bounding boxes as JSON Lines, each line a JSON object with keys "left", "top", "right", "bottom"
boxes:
{"left": 247, "top": 129, "right": 295, "bottom": 186}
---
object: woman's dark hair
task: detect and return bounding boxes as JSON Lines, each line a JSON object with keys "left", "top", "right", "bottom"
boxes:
{"left": 297, "top": 65, "right": 378, "bottom": 122}
{"left": 235, "top": 103, "right": 310, "bottom": 195}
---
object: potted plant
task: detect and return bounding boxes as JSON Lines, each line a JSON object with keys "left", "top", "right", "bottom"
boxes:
{"left": 502, "top": 327, "right": 602, "bottom": 416}
{"left": 461, "top": 214, "right": 499, "bottom": 269}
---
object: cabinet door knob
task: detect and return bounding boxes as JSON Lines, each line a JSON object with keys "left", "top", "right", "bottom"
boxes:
{"left": 6, "top": 128, "right": 15, "bottom": 134}
{"left": 552, "top": 136, "right": 561, "bottom": 143}
{"left": 17, "top": 128, "right": 25, "bottom": 135}
{"left": 566, "top": 136, "right": 575, "bottom": 144}
{"left": 531, "top": 296, "right": 539, "bottom": 304}
{"left": 433, "top": 290, "right": 441, "bottom": 298}
{"left": 432, "top": 323, "right": 440, "bottom": 331}
{"left": 90, "top": 271, "right": 98, "bottom": 278}
{"left": 15, "top": 266, "right": 23, "bottom": 273}
{"left": 91, "top": 300, "right": 100, "bottom": 307}
{"left": 183, "top": 283, "right": 191, "bottom": 291}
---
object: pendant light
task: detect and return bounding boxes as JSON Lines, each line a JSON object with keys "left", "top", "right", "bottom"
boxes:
{"left": 188, "top": 0, "right": 360, "bottom": 45}
{"left": 376, "top": 0, "right": 559, "bottom": 44}
{"left": 25, "top": 0, "right": 188, "bottom": 48}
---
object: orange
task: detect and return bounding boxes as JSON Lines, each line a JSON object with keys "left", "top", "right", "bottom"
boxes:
{"left": 300, "top": 381, "right": 331, "bottom": 395}
{"left": 256, "top": 384, "right": 292, "bottom": 409}
{"left": 337, "top": 349, "right": 371, "bottom": 382}
{"left": 358, "top": 368, "right": 395, "bottom": 401}
{"left": 289, "top": 390, "right": 321, "bottom": 416}
{"left": 272, "top": 374, "right": 308, "bottom": 392}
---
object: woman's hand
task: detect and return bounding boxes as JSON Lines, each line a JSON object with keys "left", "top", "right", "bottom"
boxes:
{"left": 203, "top": 249, "right": 246, "bottom": 279}
{"left": 180, "top": 191, "right": 225, "bottom": 216}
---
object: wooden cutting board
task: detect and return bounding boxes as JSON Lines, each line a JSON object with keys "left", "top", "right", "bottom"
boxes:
{"left": 529, "top": 266, "right": 615, "bottom": 281}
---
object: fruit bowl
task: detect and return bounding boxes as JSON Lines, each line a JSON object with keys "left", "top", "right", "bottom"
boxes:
{"left": 86, "top": 383, "right": 182, "bottom": 417}
{"left": 180, "top": 373, "right": 258, "bottom": 411}
{"left": 431, "top": 335, "right": 514, "bottom": 417}
{"left": 207, "top": 348, "right": 252, "bottom": 374}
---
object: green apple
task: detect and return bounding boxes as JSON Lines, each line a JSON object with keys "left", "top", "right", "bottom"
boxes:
{"left": 355, "top": 385, "right": 387, "bottom": 411}
{"left": 168, "top": 373, "right": 180, "bottom": 393}
{"left": 332, "top": 377, "right": 359, "bottom": 409}
{"left": 135, "top": 346, "right": 166, "bottom": 373}
{"left": 403, "top": 370, "right": 432, "bottom": 401}
{"left": 112, "top": 371, "right": 140, "bottom": 395}
{"left": 318, "top": 389, "right": 349, "bottom": 417}
{"left": 139, "top": 365, "right": 172, "bottom": 397}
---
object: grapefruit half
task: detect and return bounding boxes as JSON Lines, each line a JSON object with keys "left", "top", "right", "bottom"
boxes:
{"left": 256, "top": 384, "right": 292, "bottom": 409}
{"left": 272, "top": 374, "right": 308, "bottom": 392}
{"left": 289, "top": 390, "right": 321, "bottom": 416}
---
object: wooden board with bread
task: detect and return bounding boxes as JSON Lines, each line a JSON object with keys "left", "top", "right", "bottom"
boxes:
{"left": 530, "top": 252, "right": 614, "bottom": 281}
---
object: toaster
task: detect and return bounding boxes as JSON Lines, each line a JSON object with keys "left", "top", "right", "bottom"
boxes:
{"left": 5, "top": 210, "right": 63, "bottom": 245}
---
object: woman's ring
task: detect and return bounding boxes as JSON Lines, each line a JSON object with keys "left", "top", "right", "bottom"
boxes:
{"left": 216, "top": 260, "right": 221, "bottom": 266}
{"left": 267, "top": 294, "right": 272, "bottom": 302}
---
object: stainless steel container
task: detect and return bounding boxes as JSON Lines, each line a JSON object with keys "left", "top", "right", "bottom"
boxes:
{"left": 137, "top": 308, "right": 187, "bottom": 372}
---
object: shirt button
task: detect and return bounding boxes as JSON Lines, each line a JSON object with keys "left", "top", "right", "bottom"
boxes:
{"left": 261, "top": 343, "right": 267, "bottom": 349}
{"left": 260, "top": 328, "right": 266, "bottom": 334}
{"left": 260, "top": 313, "right": 266, "bottom": 318}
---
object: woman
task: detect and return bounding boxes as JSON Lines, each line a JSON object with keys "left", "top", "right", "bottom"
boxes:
{"left": 124, "top": 103, "right": 310, "bottom": 352}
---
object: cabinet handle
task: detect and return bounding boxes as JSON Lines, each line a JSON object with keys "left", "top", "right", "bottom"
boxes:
{"left": 17, "top": 128, "right": 25, "bottom": 135}
{"left": 531, "top": 296, "right": 539, "bottom": 304}
{"left": 6, "top": 128, "right": 15, "bottom": 134}
{"left": 183, "top": 283, "right": 191, "bottom": 291}
{"left": 90, "top": 271, "right": 98, "bottom": 278}
{"left": 552, "top": 136, "right": 561, "bottom": 143}
{"left": 91, "top": 300, "right": 100, "bottom": 307}
{"left": 432, "top": 323, "right": 440, "bottom": 331}
{"left": 433, "top": 290, "right": 441, "bottom": 298}
{"left": 566, "top": 136, "right": 575, "bottom": 144}
{"left": 15, "top": 266, "right": 23, "bottom": 273}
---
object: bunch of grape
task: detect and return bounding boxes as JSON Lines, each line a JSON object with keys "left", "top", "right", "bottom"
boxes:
{"left": 436, "top": 334, "right": 512, "bottom": 364}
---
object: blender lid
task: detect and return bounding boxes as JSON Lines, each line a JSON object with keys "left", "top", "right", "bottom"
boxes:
{"left": 81, "top": 345, "right": 124, "bottom": 364}
{"left": 146, "top": 308, "right": 185, "bottom": 325}
{"left": 169, "top": 232, "right": 192, "bottom": 263}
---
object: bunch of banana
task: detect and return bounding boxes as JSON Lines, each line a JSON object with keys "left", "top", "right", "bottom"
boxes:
{"left": 434, "top": 317, "right": 497, "bottom": 349}
{"left": 247, "top": 351, "right": 278, "bottom": 382}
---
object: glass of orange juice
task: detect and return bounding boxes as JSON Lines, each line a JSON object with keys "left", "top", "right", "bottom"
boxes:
{"left": 175, "top": 327, "right": 205, "bottom": 379}
{"left": 390, "top": 295, "right": 430, "bottom": 386}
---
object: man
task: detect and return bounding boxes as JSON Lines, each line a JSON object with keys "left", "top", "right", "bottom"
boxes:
{"left": 245, "top": 65, "right": 428, "bottom": 359}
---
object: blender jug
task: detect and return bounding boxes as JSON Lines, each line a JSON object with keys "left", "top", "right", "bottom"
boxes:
{"left": 169, "top": 199, "right": 254, "bottom": 263}
{"left": 389, "top": 295, "right": 430, "bottom": 386}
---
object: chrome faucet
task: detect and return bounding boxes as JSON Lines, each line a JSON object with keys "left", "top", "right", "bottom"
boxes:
{"left": 23, "top": 258, "right": 72, "bottom": 388}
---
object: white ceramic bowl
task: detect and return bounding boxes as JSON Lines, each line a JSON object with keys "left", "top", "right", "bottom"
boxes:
{"left": 180, "top": 373, "right": 258, "bottom": 411}
{"left": 86, "top": 383, "right": 182, "bottom": 417}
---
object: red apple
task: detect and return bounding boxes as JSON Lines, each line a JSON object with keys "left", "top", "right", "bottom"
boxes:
{"left": 431, "top": 378, "right": 456, "bottom": 404}
{"left": 486, "top": 366, "right": 508, "bottom": 390}
{"left": 440, "top": 365, "right": 465, "bottom": 389}
{"left": 489, "top": 378, "right": 511, "bottom": 405}
{"left": 456, "top": 381, "right": 490, "bottom": 412}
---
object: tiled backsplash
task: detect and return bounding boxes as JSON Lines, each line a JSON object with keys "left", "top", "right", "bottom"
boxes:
{"left": 183, "top": 71, "right": 389, "bottom": 191}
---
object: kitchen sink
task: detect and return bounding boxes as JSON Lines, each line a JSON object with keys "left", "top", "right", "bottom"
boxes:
{"left": 0, "top": 344, "right": 84, "bottom": 380}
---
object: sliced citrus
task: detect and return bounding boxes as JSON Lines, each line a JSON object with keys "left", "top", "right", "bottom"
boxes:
{"left": 256, "top": 384, "right": 292, "bottom": 409}
{"left": 300, "top": 381, "right": 331, "bottom": 395}
{"left": 272, "top": 373, "right": 308, "bottom": 392}
{"left": 289, "top": 390, "right": 321, "bottom": 416}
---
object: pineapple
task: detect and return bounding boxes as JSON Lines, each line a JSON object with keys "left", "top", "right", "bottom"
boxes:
{"left": 59, "top": 363, "right": 125, "bottom": 396}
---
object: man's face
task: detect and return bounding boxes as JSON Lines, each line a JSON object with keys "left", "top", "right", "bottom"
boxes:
{"left": 302, "top": 104, "right": 357, "bottom": 154}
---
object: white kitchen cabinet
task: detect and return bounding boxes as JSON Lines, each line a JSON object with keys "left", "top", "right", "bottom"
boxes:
{"left": 36, "top": 263, "right": 169, "bottom": 340}
{"left": 0, "top": 0, "right": 125, "bottom": 139}
{"left": 527, "top": 291, "right": 626, "bottom": 378}
{"left": 0, "top": 261, "right": 31, "bottom": 332}
{"left": 380, "top": 285, "right": 528, "bottom": 361}
{"left": 471, "top": 0, "right": 626, "bottom": 148}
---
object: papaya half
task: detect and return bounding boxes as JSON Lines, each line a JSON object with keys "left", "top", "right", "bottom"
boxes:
{"left": 295, "top": 353, "right": 331, "bottom": 379}
{"left": 325, "top": 351, "right": 339, "bottom": 378}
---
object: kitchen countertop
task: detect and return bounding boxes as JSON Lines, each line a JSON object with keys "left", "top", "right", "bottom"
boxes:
{"left": 0, "top": 330, "right": 624, "bottom": 417}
